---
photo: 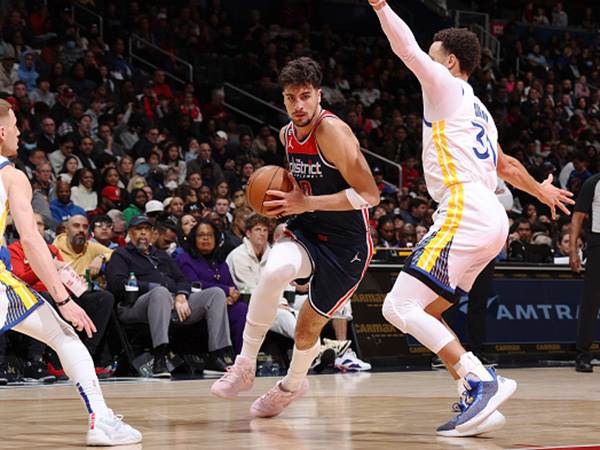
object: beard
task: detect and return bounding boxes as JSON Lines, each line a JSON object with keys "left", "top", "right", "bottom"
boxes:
{"left": 70, "top": 234, "right": 87, "bottom": 247}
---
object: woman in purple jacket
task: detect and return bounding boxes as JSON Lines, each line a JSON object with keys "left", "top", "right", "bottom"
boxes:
{"left": 175, "top": 219, "right": 247, "bottom": 353}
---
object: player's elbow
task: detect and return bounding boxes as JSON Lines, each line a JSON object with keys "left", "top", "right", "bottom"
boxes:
{"left": 365, "top": 190, "right": 380, "bottom": 208}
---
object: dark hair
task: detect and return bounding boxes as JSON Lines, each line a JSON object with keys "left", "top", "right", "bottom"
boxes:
{"left": 409, "top": 198, "right": 428, "bottom": 212}
{"left": 60, "top": 155, "right": 79, "bottom": 174}
{"left": 183, "top": 218, "right": 226, "bottom": 262}
{"left": 432, "top": 28, "right": 481, "bottom": 76}
{"left": 155, "top": 217, "right": 178, "bottom": 234}
{"left": 244, "top": 214, "right": 270, "bottom": 233}
{"left": 72, "top": 167, "right": 95, "bottom": 188}
{"left": 377, "top": 215, "right": 394, "bottom": 229}
{"left": 278, "top": 57, "right": 323, "bottom": 89}
{"left": 89, "top": 214, "right": 112, "bottom": 233}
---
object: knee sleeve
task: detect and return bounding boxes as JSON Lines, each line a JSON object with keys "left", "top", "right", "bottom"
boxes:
{"left": 261, "top": 264, "right": 298, "bottom": 290}
{"left": 382, "top": 294, "right": 455, "bottom": 354}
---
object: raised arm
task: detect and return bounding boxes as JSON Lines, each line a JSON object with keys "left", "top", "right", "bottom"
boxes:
{"left": 4, "top": 166, "right": 96, "bottom": 336}
{"left": 264, "top": 118, "right": 379, "bottom": 215}
{"left": 370, "top": 0, "right": 462, "bottom": 118}
{"left": 496, "top": 145, "right": 574, "bottom": 219}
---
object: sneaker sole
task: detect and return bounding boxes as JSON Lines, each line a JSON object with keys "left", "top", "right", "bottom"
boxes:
{"left": 437, "top": 410, "right": 506, "bottom": 437}
{"left": 86, "top": 430, "right": 142, "bottom": 446}
{"left": 455, "top": 377, "right": 517, "bottom": 433}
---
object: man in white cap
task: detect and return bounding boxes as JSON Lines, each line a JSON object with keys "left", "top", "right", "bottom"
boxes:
{"left": 145, "top": 199, "right": 164, "bottom": 224}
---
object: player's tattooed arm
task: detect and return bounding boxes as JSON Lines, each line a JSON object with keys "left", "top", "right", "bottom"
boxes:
{"left": 497, "top": 144, "right": 574, "bottom": 220}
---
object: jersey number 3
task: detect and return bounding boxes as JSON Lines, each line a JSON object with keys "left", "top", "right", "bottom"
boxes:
{"left": 471, "top": 122, "right": 497, "bottom": 166}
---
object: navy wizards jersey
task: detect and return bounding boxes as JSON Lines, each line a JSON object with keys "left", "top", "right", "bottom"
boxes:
{"left": 284, "top": 109, "right": 370, "bottom": 240}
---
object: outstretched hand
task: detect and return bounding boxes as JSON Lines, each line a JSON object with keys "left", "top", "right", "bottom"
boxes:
{"left": 368, "top": 0, "right": 387, "bottom": 10}
{"left": 538, "top": 174, "right": 575, "bottom": 220}
{"left": 263, "top": 173, "right": 311, "bottom": 217}
{"left": 59, "top": 301, "right": 97, "bottom": 338}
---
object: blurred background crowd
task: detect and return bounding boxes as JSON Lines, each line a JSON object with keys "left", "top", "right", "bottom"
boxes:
{"left": 0, "top": 0, "right": 597, "bottom": 381}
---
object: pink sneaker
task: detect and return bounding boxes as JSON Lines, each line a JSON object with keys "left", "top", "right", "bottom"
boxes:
{"left": 250, "top": 379, "right": 309, "bottom": 418}
{"left": 210, "top": 355, "right": 255, "bottom": 399}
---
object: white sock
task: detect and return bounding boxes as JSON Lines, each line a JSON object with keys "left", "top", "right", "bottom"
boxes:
{"left": 240, "top": 318, "right": 270, "bottom": 363}
{"left": 455, "top": 352, "right": 493, "bottom": 382}
{"left": 282, "top": 340, "right": 320, "bottom": 392}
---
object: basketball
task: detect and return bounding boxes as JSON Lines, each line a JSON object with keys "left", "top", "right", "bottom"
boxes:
{"left": 246, "top": 165, "right": 294, "bottom": 216}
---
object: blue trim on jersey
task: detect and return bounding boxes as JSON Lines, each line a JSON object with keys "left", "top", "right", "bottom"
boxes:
{"left": 0, "top": 300, "right": 42, "bottom": 335}
{"left": 423, "top": 118, "right": 432, "bottom": 128}
{"left": 408, "top": 265, "right": 455, "bottom": 293}
{"left": 0, "top": 160, "right": 11, "bottom": 170}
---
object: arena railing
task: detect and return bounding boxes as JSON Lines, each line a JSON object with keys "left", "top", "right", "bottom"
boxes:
{"left": 223, "top": 82, "right": 404, "bottom": 189}
{"left": 128, "top": 34, "right": 194, "bottom": 86}
{"left": 71, "top": 3, "right": 103, "bottom": 42}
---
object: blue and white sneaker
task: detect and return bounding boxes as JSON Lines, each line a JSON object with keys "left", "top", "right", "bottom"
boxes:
{"left": 445, "top": 389, "right": 506, "bottom": 436}
{"left": 335, "top": 349, "right": 372, "bottom": 372}
{"left": 436, "top": 368, "right": 516, "bottom": 436}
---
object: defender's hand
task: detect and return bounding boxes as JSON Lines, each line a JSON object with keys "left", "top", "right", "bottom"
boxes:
{"left": 538, "top": 174, "right": 574, "bottom": 220}
{"left": 264, "top": 173, "right": 311, "bottom": 216}
{"left": 59, "top": 301, "right": 97, "bottom": 338}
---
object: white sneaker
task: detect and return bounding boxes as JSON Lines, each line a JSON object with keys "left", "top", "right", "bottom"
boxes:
{"left": 437, "top": 410, "right": 506, "bottom": 437}
{"left": 335, "top": 349, "right": 372, "bottom": 372}
{"left": 322, "top": 338, "right": 352, "bottom": 357}
{"left": 86, "top": 409, "right": 142, "bottom": 446}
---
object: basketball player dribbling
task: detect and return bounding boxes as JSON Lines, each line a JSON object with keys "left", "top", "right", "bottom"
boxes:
{"left": 211, "top": 57, "right": 379, "bottom": 417}
{"left": 370, "top": 0, "right": 574, "bottom": 437}
{"left": 0, "top": 100, "right": 141, "bottom": 446}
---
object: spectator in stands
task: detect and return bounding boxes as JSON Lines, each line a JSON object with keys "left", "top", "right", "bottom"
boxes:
{"left": 376, "top": 215, "right": 400, "bottom": 248}
{"left": 132, "top": 126, "right": 159, "bottom": 161}
{"left": 53, "top": 214, "right": 115, "bottom": 376}
{"left": 226, "top": 214, "right": 296, "bottom": 339}
{"left": 175, "top": 219, "right": 248, "bottom": 354}
{"left": 30, "top": 76, "right": 55, "bottom": 108}
{"left": 404, "top": 198, "right": 429, "bottom": 225}
{"left": 89, "top": 215, "right": 118, "bottom": 250}
{"left": 17, "top": 50, "right": 38, "bottom": 91}
{"left": 70, "top": 167, "right": 97, "bottom": 212}
{"left": 551, "top": 2, "right": 568, "bottom": 27}
{"left": 153, "top": 218, "right": 178, "bottom": 255}
{"left": 50, "top": 180, "right": 87, "bottom": 223}
{"left": 76, "top": 136, "right": 98, "bottom": 171}
{"left": 123, "top": 189, "right": 148, "bottom": 227}
{"left": 107, "top": 215, "right": 233, "bottom": 376}
{"left": 37, "top": 116, "right": 58, "bottom": 153}
{"left": 0, "top": 46, "right": 18, "bottom": 94}
{"left": 49, "top": 135, "right": 76, "bottom": 175}
{"left": 57, "top": 155, "right": 81, "bottom": 184}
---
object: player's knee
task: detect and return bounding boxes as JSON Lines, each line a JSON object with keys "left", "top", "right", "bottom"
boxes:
{"left": 294, "top": 327, "right": 320, "bottom": 350}
{"left": 261, "top": 264, "right": 296, "bottom": 289}
{"left": 382, "top": 295, "right": 421, "bottom": 333}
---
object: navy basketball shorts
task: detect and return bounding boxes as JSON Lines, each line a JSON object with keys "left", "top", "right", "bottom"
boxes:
{"left": 288, "top": 228, "right": 374, "bottom": 318}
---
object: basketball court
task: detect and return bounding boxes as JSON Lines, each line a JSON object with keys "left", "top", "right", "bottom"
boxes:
{"left": 2, "top": 368, "right": 599, "bottom": 449}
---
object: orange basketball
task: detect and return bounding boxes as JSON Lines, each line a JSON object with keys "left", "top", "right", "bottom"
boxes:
{"left": 246, "top": 165, "right": 293, "bottom": 216}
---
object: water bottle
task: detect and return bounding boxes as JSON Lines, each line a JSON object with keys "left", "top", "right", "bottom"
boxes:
{"left": 124, "top": 272, "right": 139, "bottom": 305}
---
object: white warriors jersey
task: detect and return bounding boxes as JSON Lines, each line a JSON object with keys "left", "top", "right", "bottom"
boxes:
{"left": 422, "top": 79, "right": 498, "bottom": 203}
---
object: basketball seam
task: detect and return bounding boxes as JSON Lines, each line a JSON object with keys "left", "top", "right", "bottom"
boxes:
{"left": 260, "top": 167, "right": 282, "bottom": 215}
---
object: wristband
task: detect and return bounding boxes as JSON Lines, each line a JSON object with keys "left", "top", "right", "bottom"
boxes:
{"left": 56, "top": 296, "right": 72, "bottom": 307}
{"left": 344, "top": 188, "right": 374, "bottom": 209}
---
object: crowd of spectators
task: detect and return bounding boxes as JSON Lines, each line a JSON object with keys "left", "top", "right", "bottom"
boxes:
{"left": 0, "top": 0, "right": 598, "bottom": 380}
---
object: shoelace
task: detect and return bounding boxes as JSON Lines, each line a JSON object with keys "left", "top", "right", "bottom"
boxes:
{"left": 221, "top": 365, "right": 252, "bottom": 384}
{"left": 452, "top": 390, "right": 474, "bottom": 413}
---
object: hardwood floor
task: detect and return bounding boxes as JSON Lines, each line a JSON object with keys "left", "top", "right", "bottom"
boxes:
{"left": 1, "top": 368, "right": 599, "bottom": 449}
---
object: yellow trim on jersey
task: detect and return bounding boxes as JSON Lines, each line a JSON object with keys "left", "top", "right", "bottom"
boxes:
{"left": 417, "top": 121, "right": 464, "bottom": 272}
{"left": 0, "top": 270, "right": 37, "bottom": 309}
{"left": 0, "top": 200, "right": 8, "bottom": 247}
